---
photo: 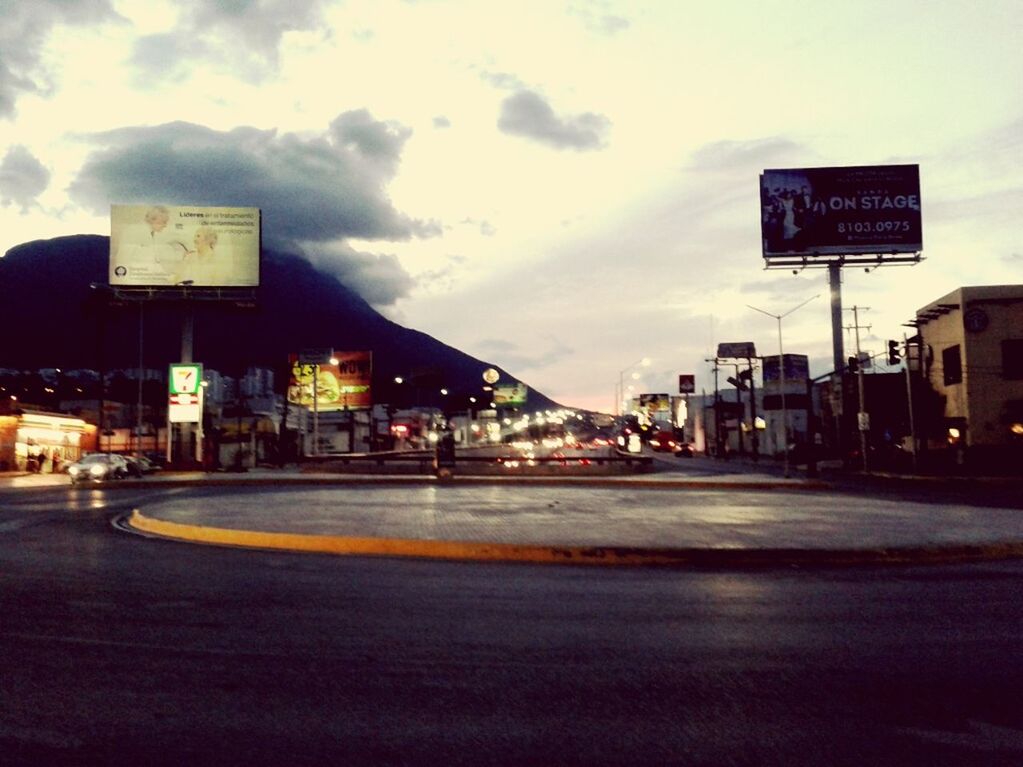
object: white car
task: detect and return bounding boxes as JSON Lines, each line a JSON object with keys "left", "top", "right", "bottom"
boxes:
{"left": 68, "top": 453, "right": 131, "bottom": 484}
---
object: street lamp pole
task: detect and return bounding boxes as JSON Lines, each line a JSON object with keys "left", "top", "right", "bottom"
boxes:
{"left": 748, "top": 295, "right": 820, "bottom": 478}
{"left": 617, "top": 357, "right": 651, "bottom": 416}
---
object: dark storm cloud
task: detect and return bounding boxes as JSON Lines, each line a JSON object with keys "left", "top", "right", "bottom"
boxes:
{"left": 0, "top": 0, "right": 122, "bottom": 118}
{"left": 303, "top": 243, "right": 416, "bottom": 307}
{"left": 0, "top": 145, "right": 50, "bottom": 210}
{"left": 67, "top": 114, "right": 440, "bottom": 305}
{"left": 497, "top": 90, "right": 610, "bottom": 151}
{"left": 129, "top": 0, "right": 328, "bottom": 83}
{"left": 329, "top": 109, "right": 411, "bottom": 168}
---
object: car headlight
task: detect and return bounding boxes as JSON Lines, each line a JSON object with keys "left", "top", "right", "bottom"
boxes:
{"left": 68, "top": 466, "right": 80, "bottom": 476}
{"left": 90, "top": 464, "right": 107, "bottom": 477}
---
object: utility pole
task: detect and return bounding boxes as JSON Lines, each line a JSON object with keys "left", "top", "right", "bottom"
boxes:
{"left": 845, "top": 306, "right": 871, "bottom": 472}
{"left": 747, "top": 356, "right": 758, "bottom": 462}
{"left": 706, "top": 357, "right": 721, "bottom": 457}
{"left": 903, "top": 333, "right": 919, "bottom": 473}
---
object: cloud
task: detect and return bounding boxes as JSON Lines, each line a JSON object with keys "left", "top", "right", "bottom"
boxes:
{"left": 497, "top": 89, "right": 610, "bottom": 151}
{"left": 329, "top": 109, "right": 411, "bottom": 168}
{"left": 0, "top": 145, "right": 50, "bottom": 210}
{"left": 303, "top": 242, "right": 416, "bottom": 306}
{"left": 0, "top": 0, "right": 122, "bottom": 118}
{"left": 433, "top": 115, "right": 451, "bottom": 128}
{"left": 480, "top": 70, "right": 526, "bottom": 91}
{"left": 474, "top": 335, "right": 575, "bottom": 374}
{"left": 67, "top": 113, "right": 442, "bottom": 304}
{"left": 68, "top": 114, "right": 440, "bottom": 249}
{"left": 460, "top": 217, "right": 496, "bottom": 236}
{"left": 687, "top": 137, "right": 810, "bottom": 173}
{"left": 129, "top": 0, "right": 329, "bottom": 83}
{"left": 568, "top": 1, "right": 631, "bottom": 36}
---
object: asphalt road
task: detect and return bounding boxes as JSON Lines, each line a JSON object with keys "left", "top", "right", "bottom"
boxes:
{"left": 2, "top": 483, "right": 1023, "bottom": 765}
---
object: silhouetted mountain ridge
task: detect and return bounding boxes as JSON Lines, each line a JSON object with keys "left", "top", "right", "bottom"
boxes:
{"left": 0, "top": 235, "right": 559, "bottom": 409}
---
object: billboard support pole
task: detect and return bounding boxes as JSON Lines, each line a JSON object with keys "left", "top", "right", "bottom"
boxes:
{"left": 829, "top": 263, "right": 845, "bottom": 466}
{"left": 829, "top": 264, "right": 844, "bottom": 373}
{"left": 179, "top": 306, "right": 195, "bottom": 468}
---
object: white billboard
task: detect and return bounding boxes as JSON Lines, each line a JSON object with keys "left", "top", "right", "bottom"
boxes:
{"left": 110, "top": 204, "right": 260, "bottom": 287}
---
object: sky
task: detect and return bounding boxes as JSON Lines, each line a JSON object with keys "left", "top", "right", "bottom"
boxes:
{"left": 0, "top": 0, "right": 1020, "bottom": 412}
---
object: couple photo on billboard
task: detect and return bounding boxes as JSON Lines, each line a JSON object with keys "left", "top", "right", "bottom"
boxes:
{"left": 760, "top": 165, "right": 921, "bottom": 258}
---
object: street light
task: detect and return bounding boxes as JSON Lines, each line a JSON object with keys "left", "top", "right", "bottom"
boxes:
{"left": 747, "top": 295, "right": 820, "bottom": 478}
{"left": 617, "top": 357, "right": 651, "bottom": 416}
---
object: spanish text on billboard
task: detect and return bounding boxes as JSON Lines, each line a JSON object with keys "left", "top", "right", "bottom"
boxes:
{"left": 760, "top": 165, "right": 921, "bottom": 258}
{"left": 287, "top": 351, "right": 372, "bottom": 411}
{"left": 110, "top": 204, "right": 261, "bottom": 287}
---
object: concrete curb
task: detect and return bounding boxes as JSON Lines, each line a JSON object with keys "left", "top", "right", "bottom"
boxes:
{"left": 93, "top": 474, "right": 832, "bottom": 491}
{"left": 126, "top": 510, "right": 1023, "bottom": 569}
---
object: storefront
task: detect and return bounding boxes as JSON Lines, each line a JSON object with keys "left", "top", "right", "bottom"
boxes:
{"left": 0, "top": 409, "right": 91, "bottom": 472}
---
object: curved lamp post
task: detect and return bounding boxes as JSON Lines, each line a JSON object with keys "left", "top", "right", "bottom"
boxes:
{"left": 747, "top": 295, "right": 819, "bottom": 477}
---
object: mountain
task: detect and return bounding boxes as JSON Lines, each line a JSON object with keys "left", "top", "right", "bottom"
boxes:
{"left": 0, "top": 235, "right": 560, "bottom": 410}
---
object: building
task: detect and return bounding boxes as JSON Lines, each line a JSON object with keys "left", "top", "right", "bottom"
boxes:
{"left": 0, "top": 401, "right": 91, "bottom": 471}
{"left": 912, "top": 285, "right": 1023, "bottom": 471}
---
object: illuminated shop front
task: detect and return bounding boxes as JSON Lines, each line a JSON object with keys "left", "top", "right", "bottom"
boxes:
{"left": 0, "top": 409, "right": 91, "bottom": 471}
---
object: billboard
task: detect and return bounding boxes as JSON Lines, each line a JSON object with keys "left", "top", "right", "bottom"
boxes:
{"left": 493, "top": 384, "right": 528, "bottom": 406}
{"left": 287, "top": 351, "right": 372, "bottom": 411}
{"left": 760, "top": 165, "right": 921, "bottom": 259}
{"left": 639, "top": 393, "right": 671, "bottom": 413}
{"left": 717, "top": 342, "right": 756, "bottom": 359}
{"left": 761, "top": 354, "right": 809, "bottom": 395}
{"left": 678, "top": 374, "right": 696, "bottom": 394}
{"left": 110, "top": 204, "right": 261, "bottom": 287}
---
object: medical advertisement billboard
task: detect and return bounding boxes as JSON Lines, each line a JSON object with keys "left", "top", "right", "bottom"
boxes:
{"left": 760, "top": 164, "right": 921, "bottom": 259}
{"left": 287, "top": 351, "right": 372, "bottom": 411}
{"left": 110, "top": 204, "right": 261, "bottom": 287}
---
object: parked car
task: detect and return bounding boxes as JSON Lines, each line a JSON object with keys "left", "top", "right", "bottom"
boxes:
{"left": 123, "top": 456, "right": 145, "bottom": 478}
{"left": 67, "top": 453, "right": 131, "bottom": 484}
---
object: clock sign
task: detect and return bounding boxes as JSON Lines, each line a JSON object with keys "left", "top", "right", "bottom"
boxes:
{"left": 963, "top": 308, "right": 989, "bottom": 333}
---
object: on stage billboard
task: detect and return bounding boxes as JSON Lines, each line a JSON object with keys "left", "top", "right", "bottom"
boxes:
{"left": 760, "top": 165, "right": 921, "bottom": 260}
{"left": 110, "top": 204, "right": 261, "bottom": 287}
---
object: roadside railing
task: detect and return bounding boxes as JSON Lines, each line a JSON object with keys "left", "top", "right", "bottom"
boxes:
{"left": 303, "top": 448, "right": 653, "bottom": 475}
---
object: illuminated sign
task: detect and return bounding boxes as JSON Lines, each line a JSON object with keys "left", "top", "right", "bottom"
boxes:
{"left": 493, "top": 384, "right": 528, "bottom": 406}
{"left": 287, "top": 351, "right": 372, "bottom": 411}
{"left": 168, "top": 363, "right": 203, "bottom": 423}
{"left": 110, "top": 204, "right": 261, "bottom": 287}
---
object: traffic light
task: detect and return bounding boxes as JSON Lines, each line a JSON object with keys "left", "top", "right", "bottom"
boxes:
{"left": 887, "top": 340, "right": 901, "bottom": 366}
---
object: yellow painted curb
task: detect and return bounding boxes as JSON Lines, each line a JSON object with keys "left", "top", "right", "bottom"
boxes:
{"left": 127, "top": 510, "right": 685, "bottom": 565}
{"left": 127, "top": 510, "right": 1023, "bottom": 568}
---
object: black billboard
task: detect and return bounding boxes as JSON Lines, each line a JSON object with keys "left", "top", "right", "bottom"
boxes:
{"left": 760, "top": 164, "right": 921, "bottom": 260}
